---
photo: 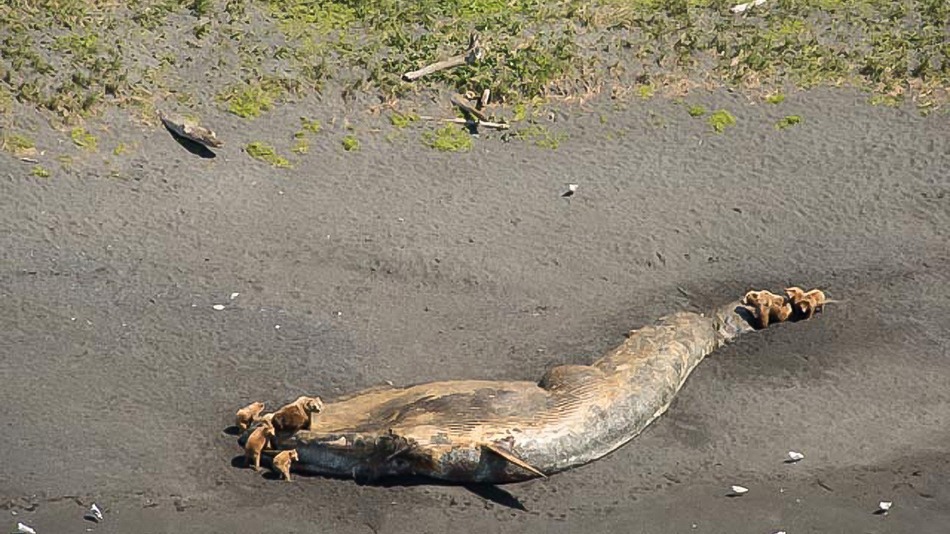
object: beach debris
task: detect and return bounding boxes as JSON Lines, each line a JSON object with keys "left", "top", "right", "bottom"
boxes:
{"left": 402, "top": 33, "right": 483, "bottom": 81}
{"left": 212, "top": 304, "right": 226, "bottom": 311}
{"left": 229, "top": 292, "right": 240, "bottom": 300}
{"left": 479, "top": 89, "right": 491, "bottom": 110}
{"left": 83, "top": 503, "right": 103, "bottom": 523}
{"left": 158, "top": 111, "right": 223, "bottom": 148}
{"left": 450, "top": 93, "right": 488, "bottom": 123}
{"left": 16, "top": 523, "right": 36, "bottom": 534}
{"left": 787, "top": 451, "right": 805, "bottom": 462}
{"left": 730, "top": 0, "right": 767, "bottom": 13}
{"left": 275, "top": 325, "right": 281, "bottom": 330}
{"left": 562, "top": 184, "right": 578, "bottom": 198}
{"left": 417, "top": 116, "right": 509, "bottom": 130}
{"left": 729, "top": 485, "right": 749, "bottom": 496}
{"left": 877, "top": 501, "right": 893, "bottom": 514}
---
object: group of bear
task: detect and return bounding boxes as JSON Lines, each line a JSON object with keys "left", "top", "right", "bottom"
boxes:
{"left": 742, "top": 286, "right": 830, "bottom": 329}
{"left": 234, "top": 396, "right": 324, "bottom": 481}
{"left": 229, "top": 287, "right": 828, "bottom": 483}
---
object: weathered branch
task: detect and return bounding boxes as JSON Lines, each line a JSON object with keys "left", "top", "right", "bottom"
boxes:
{"left": 450, "top": 93, "right": 488, "bottom": 122}
{"left": 402, "top": 33, "right": 483, "bottom": 82}
{"left": 418, "top": 116, "right": 510, "bottom": 130}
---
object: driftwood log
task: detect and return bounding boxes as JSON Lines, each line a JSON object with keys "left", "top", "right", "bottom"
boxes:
{"left": 402, "top": 33, "right": 484, "bottom": 82}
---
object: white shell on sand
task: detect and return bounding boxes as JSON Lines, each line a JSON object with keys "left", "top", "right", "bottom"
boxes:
{"left": 788, "top": 451, "right": 805, "bottom": 462}
{"left": 212, "top": 304, "right": 225, "bottom": 311}
{"left": 730, "top": 485, "right": 749, "bottom": 495}
{"left": 230, "top": 292, "right": 240, "bottom": 300}
{"left": 17, "top": 523, "right": 36, "bottom": 534}
{"left": 879, "top": 501, "right": 893, "bottom": 512}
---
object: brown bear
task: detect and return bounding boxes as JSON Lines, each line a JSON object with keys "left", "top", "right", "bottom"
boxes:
{"left": 742, "top": 289, "right": 792, "bottom": 329}
{"left": 785, "top": 287, "right": 829, "bottom": 320}
{"left": 272, "top": 449, "right": 299, "bottom": 481}
{"left": 244, "top": 421, "right": 276, "bottom": 471}
{"left": 271, "top": 396, "right": 324, "bottom": 433}
{"left": 235, "top": 401, "right": 265, "bottom": 431}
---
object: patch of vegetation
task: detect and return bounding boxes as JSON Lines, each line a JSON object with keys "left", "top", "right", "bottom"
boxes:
{"left": 514, "top": 124, "right": 566, "bottom": 149}
{"left": 707, "top": 110, "right": 736, "bottom": 134}
{"left": 341, "top": 134, "right": 360, "bottom": 151}
{"left": 687, "top": 105, "right": 706, "bottom": 117}
{"left": 765, "top": 92, "right": 786, "bottom": 104}
{"left": 0, "top": 0, "right": 948, "bottom": 131}
{"left": 2, "top": 133, "right": 36, "bottom": 156}
{"left": 70, "top": 127, "right": 97, "bottom": 150}
{"left": 292, "top": 137, "right": 309, "bottom": 154}
{"left": 299, "top": 117, "right": 321, "bottom": 133}
{"left": 422, "top": 125, "right": 473, "bottom": 152}
{"left": 189, "top": 0, "right": 213, "bottom": 18}
{"left": 31, "top": 165, "right": 50, "bottom": 178}
{"left": 245, "top": 142, "right": 291, "bottom": 168}
{"left": 113, "top": 143, "right": 127, "bottom": 156}
{"left": 218, "top": 78, "right": 297, "bottom": 119}
{"left": 776, "top": 115, "right": 803, "bottom": 129}
{"left": 389, "top": 112, "right": 419, "bottom": 129}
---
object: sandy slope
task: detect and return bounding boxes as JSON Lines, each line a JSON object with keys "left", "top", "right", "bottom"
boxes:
{"left": 1, "top": 89, "right": 948, "bottom": 533}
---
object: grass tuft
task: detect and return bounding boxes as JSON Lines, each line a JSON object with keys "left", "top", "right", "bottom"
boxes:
{"left": 70, "top": 127, "right": 97, "bottom": 150}
{"left": 776, "top": 115, "right": 803, "bottom": 129}
{"left": 31, "top": 165, "right": 51, "bottom": 178}
{"left": 707, "top": 110, "right": 736, "bottom": 133}
{"left": 687, "top": 105, "right": 706, "bottom": 117}
{"left": 514, "top": 124, "right": 566, "bottom": 149}
{"left": 245, "top": 142, "right": 291, "bottom": 168}
{"left": 423, "top": 125, "right": 473, "bottom": 152}
{"left": 341, "top": 135, "right": 360, "bottom": 151}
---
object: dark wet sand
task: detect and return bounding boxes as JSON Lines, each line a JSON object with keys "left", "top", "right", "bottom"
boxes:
{"left": 1, "top": 89, "right": 948, "bottom": 533}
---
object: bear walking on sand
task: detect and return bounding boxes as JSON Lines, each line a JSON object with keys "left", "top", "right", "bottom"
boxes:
{"left": 271, "top": 396, "right": 324, "bottom": 433}
{"left": 272, "top": 449, "right": 299, "bottom": 481}
{"left": 235, "top": 401, "right": 265, "bottom": 431}
{"left": 244, "top": 421, "right": 276, "bottom": 471}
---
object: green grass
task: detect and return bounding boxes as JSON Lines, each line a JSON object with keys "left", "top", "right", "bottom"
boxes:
{"left": 245, "top": 142, "right": 291, "bottom": 168}
{"left": 113, "top": 142, "right": 127, "bottom": 156}
{"left": 292, "top": 137, "right": 309, "bottom": 154}
{"left": 389, "top": 112, "right": 419, "bottom": 129}
{"left": 514, "top": 124, "right": 566, "bottom": 149}
{"left": 765, "top": 93, "right": 786, "bottom": 104}
{"left": 776, "top": 115, "right": 803, "bottom": 129}
{"left": 2, "top": 133, "right": 36, "bottom": 155}
{"left": 707, "top": 110, "right": 736, "bottom": 133}
{"left": 341, "top": 135, "right": 360, "bottom": 151}
{"left": 70, "top": 127, "right": 97, "bottom": 150}
{"left": 31, "top": 165, "right": 50, "bottom": 178}
{"left": 422, "top": 125, "right": 473, "bottom": 152}
{"left": 299, "top": 117, "right": 321, "bottom": 133}
{"left": 687, "top": 105, "right": 706, "bottom": 117}
{"left": 0, "top": 0, "right": 948, "bottom": 138}
{"left": 219, "top": 84, "right": 276, "bottom": 119}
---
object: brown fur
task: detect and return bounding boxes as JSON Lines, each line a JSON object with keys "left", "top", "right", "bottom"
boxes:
{"left": 785, "top": 287, "right": 827, "bottom": 319}
{"left": 244, "top": 421, "right": 276, "bottom": 471}
{"left": 272, "top": 449, "right": 299, "bottom": 481}
{"left": 235, "top": 401, "right": 265, "bottom": 431}
{"left": 271, "top": 396, "right": 324, "bottom": 433}
{"left": 742, "top": 290, "right": 792, "bottom": 329}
